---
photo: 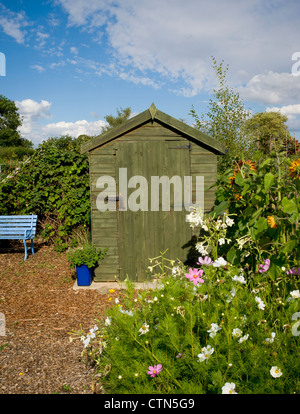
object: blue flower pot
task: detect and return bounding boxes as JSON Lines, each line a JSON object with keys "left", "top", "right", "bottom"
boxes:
{"left": 76, "top": 264, "right": 92, "bottom": 286}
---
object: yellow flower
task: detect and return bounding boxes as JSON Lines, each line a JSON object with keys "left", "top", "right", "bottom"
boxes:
{"left": 109, "top": 289, "right": 115, "bottom": 293}
{"left": 289, "top": 159, "right": 300, "bottom": 180}
{"left": 233, "top": 193, "right": 242, "bottom": 200}
{"left": 267, "top": 215, "right": 277, "bottom": 228}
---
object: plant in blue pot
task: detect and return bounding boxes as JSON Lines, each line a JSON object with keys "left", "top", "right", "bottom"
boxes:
{"left": 67, "top": 244, "right": 107, "bottom": 286}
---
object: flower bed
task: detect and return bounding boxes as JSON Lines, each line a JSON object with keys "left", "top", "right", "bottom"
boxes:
{"left": 71, "top": 250, "right": 299, "bottom": 394}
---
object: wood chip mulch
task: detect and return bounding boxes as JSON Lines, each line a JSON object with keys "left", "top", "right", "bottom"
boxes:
{"left": 0, "top": 242, "right": 111, "bottom": 394}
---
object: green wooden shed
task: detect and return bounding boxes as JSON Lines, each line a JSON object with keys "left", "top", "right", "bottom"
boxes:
{"left": 81, "top": 104, "right": 225, "bottom": 282}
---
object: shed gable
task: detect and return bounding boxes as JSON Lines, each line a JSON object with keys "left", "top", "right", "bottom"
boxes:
{"left": 84, "top": 105, "right": 224, "bottom": 282}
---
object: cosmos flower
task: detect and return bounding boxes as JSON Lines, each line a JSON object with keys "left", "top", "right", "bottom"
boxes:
{"left": 222, "top": 382, "right": 237, "bottom": 394}
{"left": 255, "top": 296, "right": 266, "bottom": 310}
{"left": 138, "top": 323, "right": 149, "bottom": 335}
{"left": 197, "top": 345, "right": 214, "bottom": 362}
{"left": 197, "top": 256, "right": 213, "bottom": 266}
{"left": 259, "top": 259, "right": 270, "bottom": 273}
{"left": 185, "top": 268, "right": 205, "bottom": 286}
{"left": 147, "top": 364, "right": 163, "bottom": 378}
{"left": 270, "top": 366, "right": 282, "bottom": 378}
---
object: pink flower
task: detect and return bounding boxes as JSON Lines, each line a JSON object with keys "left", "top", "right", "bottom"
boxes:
{"left": 259, "top": 259, "right": 270, "bottom": 273}
{"left": 147, "top": 364, "right": 163, "bottom": 378}
{"left": 286, "top": 267, "right": 300, "bottom": 275}
{"left": 197, "top": 256, "right": 213, "bottom": 266}
{"left": 185, "top": 268, "right": 205, "bottom": 286}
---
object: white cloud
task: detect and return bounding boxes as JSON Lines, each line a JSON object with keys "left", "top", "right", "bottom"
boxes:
{"left": 30, "top": 64, "right": 46, "bottom": 73}
{"left": 15, "top": 99, "right": 52, "bottom": 142}
{"left": 35, "top": 30, "right": 50, "bottom": 49}
{"left": 238, "top": 72, "right": 300, "bottom": 105}
{"left": 70, "top": 46, "right": 78, "bottom": 54}
{"left": 267, "top": 104, "right": 300, "bottom": 117}
{"left": 15, "top": 98, "right": 106, "bottom": 145}
{"left": 41, "top": 119, "right": 106, "bottom": 139}
{"left": 56, "top": 0, "right": 300, "bottom": 98}
{"left": 266, "top": 104, "right": 300, "bottom": 132}
{"left": 0, "top": 5, "right": 28, "bottom": 44}
{"left": 57, "top": 0, "right": 111, "bottom": 27}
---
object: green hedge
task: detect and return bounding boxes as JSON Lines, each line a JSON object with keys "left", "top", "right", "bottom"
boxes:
{"left": 0, "top": 135, "right": 91, "bottom": 244}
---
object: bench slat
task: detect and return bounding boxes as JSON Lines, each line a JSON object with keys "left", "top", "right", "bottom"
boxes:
{"left": 0, "top": 215, "right": 37, "bottom": 220}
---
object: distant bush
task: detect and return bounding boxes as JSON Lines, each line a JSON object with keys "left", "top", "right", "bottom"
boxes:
{"left": 0, "top": 146, "right": 35, "bottom": 161}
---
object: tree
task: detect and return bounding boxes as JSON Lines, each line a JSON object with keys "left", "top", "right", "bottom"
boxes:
{"left": 102, "top": 107, "right": 132, "bottom": 132}
{"left": 244, "top": 111, "right": 292, "bottom": 155}
{"left": 0, "top": 95, "right": 33, "bottom": 148}
{"left": 190, "top": 57, "right": 250, "bottom": 172}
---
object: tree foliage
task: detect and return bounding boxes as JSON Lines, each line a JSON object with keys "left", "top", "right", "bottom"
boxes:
{"left": 244, "top": 111, "right": 292, "bottom": 155}
{"left": 0, "top": 95, "right": 33, "bottom": 148}
{"left": 102, "top": 107, "right": 132, "bottom": 132}
{"left": 190, "top": 57, "right": 250, "bottom": 172}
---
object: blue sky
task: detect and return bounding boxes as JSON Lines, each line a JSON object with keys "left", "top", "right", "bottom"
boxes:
{"left": 0, "top": 0, "right": 300, "bottom": 146}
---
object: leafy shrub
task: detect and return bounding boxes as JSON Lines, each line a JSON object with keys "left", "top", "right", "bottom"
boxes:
{"left": 0, "top": 135, "right": 91, "bottom": 243}
{"left": 67, "top": 244, "right": 107, "bottom": 269}
{"left": 210, "top": 152, "right": 300, "bottom": 278}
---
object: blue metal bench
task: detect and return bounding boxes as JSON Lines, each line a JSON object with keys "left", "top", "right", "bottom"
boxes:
{"left": 0, "top": 215, "right": 38, "bottom": 260}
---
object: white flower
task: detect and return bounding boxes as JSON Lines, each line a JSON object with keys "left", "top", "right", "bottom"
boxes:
{"left": 215, "top": 219, "right": 223, "bottom": 230}
{"left": 232, "top": 328, "right": 242, "bottom": 338}
{"left": 222, "top": 382, "right": 237, "bottom": 394}
{"left": 81, "top": 325, "right": 98, "bottom": 348}
{"left": 115, "top": 298, "right": 119, "bottom": 304}
{"left": 212, "top": 257, "right": 227, "bottom": 267}
{"left": 270, "top": 366, "right": 282, "bottom": 378}
{"left": 255, "top": 296, "right": 266, "bottom": 310}
{"left": 238, "top": 334, "right": 249, "bottom": 343}
{"left": 186, "top": 209, "right": 204, "bottom": 228}
{"left": 218, "top": 238, "right": 225, "bottom": 245}
{"left": 195, "top": 242, "right": 209, "bottom": 255}
{"left": 172, "top": 266, "right": 181, "bottom": 276}
{"left": 138, "top": 323, "right": 149, "bottom": 335}
{"left": 264, "top": 332, "right": 275, "bottom": 344}
{"left": 197, "top": 345, "right": 214, "bottom": 362}
{"left": 226, "top": 288, "right": 236, "bottom": 303}
{"left": 207, "top": 323, "right": 222, "bottom": 338}
{"left": 105, "top": 317, "right": 112, "bottom": 326}
{"left": 225, "top": 216, "right": 235, "bottom": 227}
{"left": 290, "top": 290, "right": 300, "bottom": 299}
{"left": 232, "top": 275, "right": 246, "bottom": 284}
{"left": 119, "top": 306, "right": 134, "bottom": 316}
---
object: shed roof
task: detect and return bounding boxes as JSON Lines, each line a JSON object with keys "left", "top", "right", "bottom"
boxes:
{"left": 80, "top": 103, "right": 226, "bottom": 155}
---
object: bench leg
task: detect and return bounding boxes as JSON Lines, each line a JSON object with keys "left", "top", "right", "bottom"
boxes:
{"left": 31, "top": 239, "right": 34, "bottom": 256}
{"left": 23, "top": 240, "right": 27, "bottom": 261}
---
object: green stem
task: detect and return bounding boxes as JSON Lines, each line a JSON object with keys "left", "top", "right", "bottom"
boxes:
{"left": 129, "top": 331, "right": 183, "bottom": 390}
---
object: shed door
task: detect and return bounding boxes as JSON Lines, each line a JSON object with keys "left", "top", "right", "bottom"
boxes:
{"left": 116, "top": 140, "right": 192, "bottom": 281}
